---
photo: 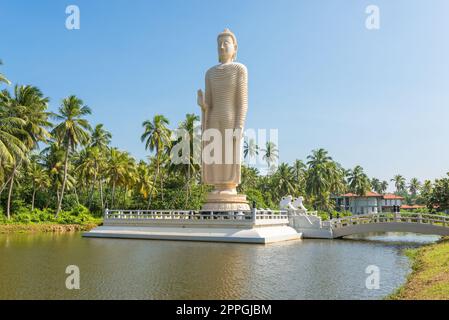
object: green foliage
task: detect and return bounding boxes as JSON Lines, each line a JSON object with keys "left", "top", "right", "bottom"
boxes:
{"left": 245, "top": 188, "right": 268, "bottom": 209}
{"left": 6, "top": 203, "right": 96, "bottom": 225}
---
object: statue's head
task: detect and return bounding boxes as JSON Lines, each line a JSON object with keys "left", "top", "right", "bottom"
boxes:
{"left": 217, "top": 29, "right": 238, "bottom": 63}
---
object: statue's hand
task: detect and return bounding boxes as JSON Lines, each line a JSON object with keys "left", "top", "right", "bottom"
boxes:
{"left": 197, "top": 89, "right": 206, "bottom": 110}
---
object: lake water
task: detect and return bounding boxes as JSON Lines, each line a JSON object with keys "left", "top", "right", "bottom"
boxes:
{"left": 0, "top": 232, "right": 439, "bottom": 299}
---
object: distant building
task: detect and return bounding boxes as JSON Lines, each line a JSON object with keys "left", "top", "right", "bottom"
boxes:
{"left": 400, "top": 204, "right": 427, "bottom": 211}
{"left": 334, "top": 192, "right": 405, "bottom": 215}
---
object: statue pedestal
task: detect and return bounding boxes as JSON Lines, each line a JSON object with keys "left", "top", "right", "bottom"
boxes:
{"left": 202, "top": 193, "right": 250, "bottom": 211}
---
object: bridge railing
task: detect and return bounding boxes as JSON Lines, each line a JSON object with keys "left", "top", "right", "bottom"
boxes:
{"left": 103, "top": 209, "right": 290, "bottom": 226}
{"left": 330, "top": 212, "right": 449, "bottom": 229}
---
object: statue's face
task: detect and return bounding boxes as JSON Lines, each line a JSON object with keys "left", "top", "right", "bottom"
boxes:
{"left": 218, "top": 35, "right": 236, "bottom": 63}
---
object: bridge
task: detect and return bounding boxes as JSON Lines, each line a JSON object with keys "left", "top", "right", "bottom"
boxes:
{"left": 325, "top": 212, "right": 449, "bottom": 238}
{"left": 85, "top": 208, "right": 449, "bottom": 242}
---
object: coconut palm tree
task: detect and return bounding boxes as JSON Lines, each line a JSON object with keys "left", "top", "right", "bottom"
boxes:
{"left": 52, "top": 95, "right": 91, "bottom": 216}
{"left": 239, "top": 165, "right": 260, "bottom": 192}
{"left": 261, "top": 141, "right": 278, "bottom": 172}
{"left": 27, "top": 160, "right": 50, "bottom": 210}
{"left": 370, "top": 178, "right": 381, "bottom": 193}
{"left": 106, "top": 148, "right": 135, "bottom": 208}
{"left": 305, "top": 148, "right": 343, "bottom": 211}
{"left": 379, "top": 180, "right": 388, "bottom": 194}
{"left": 347, "top": 165, "right": 370, "bottom": 196}
{"left": 291, "top": 159, "right": 306, "bottom": 194}
{"left": 243, "top": 138, "right": 259, "bottom": 165}
{"left": 0, "top": 60, "right": 11, "bottom": 85}
{"left": 0, "top": 85, "right": 50, "bottom": 218}
{"left": 178, "top": 113, "right": 200, "bottom": 202}
{"left": 391, "top": 174, "right": 406, "bottom": 193}
{"left": 141, "top": 114, "right": 171, "bottom": 209}
{"left": 90, "top": 124, "right": 111, "bottom": 150}
{"left": 274, "top": 163, "right": 296, "bottom": 197}
{"left": 0, "top": 106, "right": 27, "bottom": 168}
{"left": 409, "top": 177, "right": 421, "bottom": 196}
{"left": 135, "top": 160, "right": 153, "bottom": 201}
{"left": 75, "top": 146, "right": 107, "bottom": 209}
{"left": 305, "top": 148, "right": 333, "bottom": 196}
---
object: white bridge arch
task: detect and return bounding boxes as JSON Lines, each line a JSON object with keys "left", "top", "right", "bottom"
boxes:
{"left": 328, "top": 212, "right": 449, "bottom": 238}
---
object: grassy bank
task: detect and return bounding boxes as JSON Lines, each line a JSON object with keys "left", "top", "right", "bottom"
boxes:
{"left": 389, "top": 237, "right": 449, "bottom": 300}
{"left": 0, "top": 204, "right": 102, "bottom": 234}
{"left": 0, "top": 221, "right": 101, "bottom": 234}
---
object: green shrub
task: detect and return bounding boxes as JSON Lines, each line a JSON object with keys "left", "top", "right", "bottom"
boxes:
{"left": 13, "top": 213, "right": 32, "bottom": 224}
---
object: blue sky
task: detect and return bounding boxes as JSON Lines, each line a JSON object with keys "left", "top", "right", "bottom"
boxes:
{"left": 1, "top": 0, "right": 449, "bottom": 186}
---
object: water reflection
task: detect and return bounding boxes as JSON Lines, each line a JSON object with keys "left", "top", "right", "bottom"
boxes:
{"left": 0, "top": 232, "right": 437, "bottom": 299}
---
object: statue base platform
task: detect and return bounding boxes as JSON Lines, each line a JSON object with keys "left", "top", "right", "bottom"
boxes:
{"left": 83, "top": 225, "right": 301, "bottom": 244}
{"left": 202, "top": 193, "right": 251, "bottom": 211}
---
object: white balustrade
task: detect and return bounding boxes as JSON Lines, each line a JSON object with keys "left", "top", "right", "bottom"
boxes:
{"left": 103, "top": 208, "right": 289, "bottom": 226}
{"left": 330, "top": 212, "right": 449, "bottom": 229}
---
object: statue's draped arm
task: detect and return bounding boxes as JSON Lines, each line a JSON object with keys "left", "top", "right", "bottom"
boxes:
{"left": 235, "top": 65, "right": 248, "bottom": 129}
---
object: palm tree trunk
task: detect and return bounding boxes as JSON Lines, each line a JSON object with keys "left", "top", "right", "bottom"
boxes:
{"left": 0, "top": 174, "right": 14, "bottom": 195}
{"left": 74, "top": 186, "right": 79, "bottom": 204}
{"left": 122, "top": 187, "right": 127, "bottom": 208}
{"left": 111, "top": 180, "right": 116, "bottom": 209}
{"left": 147, "top": 172, "right": 157, "bottom": 210}
{"left": 6, "top": 164, "right": 16, "bottom": 220}
{"left": 56, "top": 143, "right": 70, "bottom": 217}
{"left": 185, "top": 163, "right": 191, "bottom": 207}
{"left": 31, "top": 186, "right": 36, "bottom": 211}
{"left": 88, "top": 171, "right": 97, "bottom": 210}
{"left": 99, "top": 179, "right": 104, "bottom": 209}
{"left": 147, "top": 160, "right": 158, "bottom": 210}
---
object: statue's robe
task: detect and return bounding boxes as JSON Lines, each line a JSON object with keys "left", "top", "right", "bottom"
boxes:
{"left": 201, "top": 62, "right": 248, "bottom": 188}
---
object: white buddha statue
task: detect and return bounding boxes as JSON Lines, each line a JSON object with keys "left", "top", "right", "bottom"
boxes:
{"left": 197, "top": 29, "right": 250, "bottom": 210}
{"left": 197, "top": 29, "right": 248, "bottom": 196}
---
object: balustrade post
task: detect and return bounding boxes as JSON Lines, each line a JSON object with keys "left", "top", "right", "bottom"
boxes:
{"left": 104, "top": 208, "right": 109, "bottom": 220}
{"left": 251, "top": 207, "right": 257, "bottom": 222}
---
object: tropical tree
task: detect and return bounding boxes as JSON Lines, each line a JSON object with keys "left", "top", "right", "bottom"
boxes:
{"left": 0, "top": 60, "right": 11, "bottom": 85}
{"left": 106, "top": 148, "right": 136, "bottom": 208}
{"left": 291, "top": 159, "right": 306, "bottom": 193}
{"left": 75, "top": 146, "right": 106, "bottom": 209}
{"left": 243, "top": 138, "right": 259, "bottom": 165}
{"left": 90, "top": 124, "right": 112, "bottom": 150}
{"left": 141, "top": 114, "right": 171, "bottom": 208}
{"left": 261, "top": 141, "right": 278, "bottom": 172}
{"left": 409, "top": 177, "right": 421, "bottom": 197}
{"left": 239, "top": 165, "right": 260, "bottom": 192}
{"left": 371, "top": 178, "right": 381, "bottom": 193}
{"left": 347, "top": 165, "right": 371, "bottom": 196}
{"left": 379, "top": 180, "right": 388, "bottom": 194}
{"left": 135, "top": 160, "right": 153, "bottom": 201}
{"left": 27, "top": 159, "right": 50, "bottom": 210}
{"left": 391, "top": 174, "right": 406, "bottom": 193}
{"left": 0, "top": 85, "right": 50, "bottom": 218}
{"left": 273, "top": 163, "right": 296, "bottom": 197}
{"left": 305, "top": 148, "right": 336, "bottom": 210}
{"left": 177, "top": 113, "right": 200, "bottom": 202}
{"left": 427, "top": 174, "right": 449, "bottom": 212}
{"left": 52, "top": 95, "right": 91, "bottom": 216}
{"left": 421, "top": 180, "right": 432, "bottom": 197}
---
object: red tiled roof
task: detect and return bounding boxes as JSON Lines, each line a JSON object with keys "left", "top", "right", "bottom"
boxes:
{"left": 342, "top": 191, "right": 383, "bottom": 198}
{"left": 401, "top": 204, "right": 426, "bottom": 209}
{"left": 383, "top": 193, "right": 405, "bottom": 200}
{"left": 338, "top": 192, "right": 405, "bottom": 199}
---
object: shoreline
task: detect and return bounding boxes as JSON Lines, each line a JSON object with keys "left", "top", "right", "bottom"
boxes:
{"left": 0, "top": 222, "right": 101, "bottom": 234}
{"left": 388, "top": 237, "right": 449, "bottom": 299}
